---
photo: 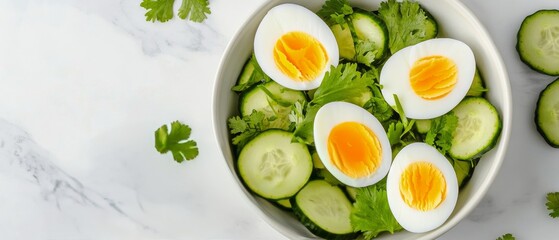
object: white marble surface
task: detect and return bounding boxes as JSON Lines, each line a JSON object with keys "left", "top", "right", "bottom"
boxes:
{"left": 0, "top": 0, "right": 558, "bottom": 239}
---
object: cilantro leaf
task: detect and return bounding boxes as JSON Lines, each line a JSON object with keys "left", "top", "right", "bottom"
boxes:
{"left": 312, "top": 64, "right": 374, "bottom": 105}
{"left": 378, "top": 0, "right": 429, "bottom": 54}
{"left": 355, "top": 40, "right": 380, "bottom": 67}
{"left": 425, "top": 112, "right": 458, "bottom": 155}
{"left": 317, "top": 0, "right": 354, "bottom": 25}
{"left": 140, "top": 0, "right": 176, "bottom": 23}
{"left": 228, "top": 110, "right": 273, "bottom": 150}
{"left": 178, "top": 0, "right": 211, "bottom": 23}
{"left": 496, "top": 233, "right": 516, "bottom": 240}
{"left": 546, "top": 192, "right": 559, "bottom": 218}
{"left": 155, "top": 121, "right": 199, "bottom": 163}
{"left": 351, "top": 184, "right": 402, "bottom": 239}
{"left": 387, "top": 121, "right": 404, "bottom": 146}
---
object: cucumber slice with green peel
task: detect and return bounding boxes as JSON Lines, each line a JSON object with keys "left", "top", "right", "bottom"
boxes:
{"left": 238, "top": 130, "right": 313, "bottom": 200}
{"left": 291, "top": 180, "right": 356, "bottom": 239}
{"left": 239, "top": 81, "right": 306, "bottom": 129}
{"left": 516, "top": 9, "right": 559, "bottom": 76}
{"left": 331, "top": 23, "right": 357, "bottom": 60}
{"left": 415, "top": 119, "right": 432, "bottom": 134}
{"left": 424, "top": 9, "right": 438, "bottom": 39}
{"left": 535, "top": 78, "right": 559, "bottom": 147}
{"left": 350, "top": 10, "right": 389, "bottom": 65}
{"left": 275, "top": 199, "right": 292, "bottom": 210}
{"left": 467, "top": 68, "right": 488, "bottom": 97}
{"left": 237, "top": 58, "right": 255, "bottom": 87}
{"left": 449, "top": 97, "right": 502, "bottom": 160}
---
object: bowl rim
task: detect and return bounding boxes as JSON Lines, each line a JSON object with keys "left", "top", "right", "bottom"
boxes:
{"left": 211, "top": 0, "right": 513, "bottom": 238}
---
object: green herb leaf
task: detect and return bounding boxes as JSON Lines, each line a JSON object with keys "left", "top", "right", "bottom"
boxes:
{"left": 546, "top": 192, "right": 559, "bottom": 218}
{"left": 228, "top": 110, "right": 272, "bottom": 150}
{"left": 496, "top": 233, "right": 516, "bottom": 240}
{"left": 178, "top": 0, "right": 211, "bottom": 23}
{"left": 425, "top": 112, "right": 458, "bottom": 155}
{"left": 355, "top": 40, "right": 380, "bottom": 67}
{"left": 155, "top": 121, "right": 199, "bottom": 163}
{"left": 140, "top": 0, "right": 176, "bottom": 23}
{"left": 351, "top": 184, "right": 402, "bottom": 239}
{"left": 378, "top": 0, "right": 429, "bottom": 54}
{"left": 317, "top": 0, "right": 354, "bottom": 25}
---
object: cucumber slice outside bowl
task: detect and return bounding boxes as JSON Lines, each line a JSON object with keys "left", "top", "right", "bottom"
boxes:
{"left": 211, "top": 0, "right": 512, "bottom": 239}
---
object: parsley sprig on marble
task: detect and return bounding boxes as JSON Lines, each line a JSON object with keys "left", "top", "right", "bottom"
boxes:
{"left": 141, "top": 0, "right": 211, "bottom": 23}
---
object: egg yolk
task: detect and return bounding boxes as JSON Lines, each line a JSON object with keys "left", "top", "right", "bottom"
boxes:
{"left": 274, "top": 31, "right": 328, "bottom": 81}
{"left": 327, "top": 122, "right": 382, "bottom": 178}
{"left": 409, "top": 55, "right": 458, "bottom": 100}
{"left": 399, "top": 161, "right": 447, "bottom": 211}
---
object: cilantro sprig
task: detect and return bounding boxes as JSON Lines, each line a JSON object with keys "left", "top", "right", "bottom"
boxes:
{"left": 546, "top": 192, "right": 559, "bottom": 218}
{"left": 497, "top": 233, "right": 516, "bottom": 240}
{"left": 425, "top": 112, "right": 458, "bottom": 155}
{"left": 141, "top": 0, "right": 211, "bottom": 23}
{"left": 351, "top": 183, "right": 403, "bottom": 239}
{"left": 317, "top": 0, "right": 354, "bottom": 25}
{"left": 155, "top": 121, "right": 199, "bottom": 163}
{"left": 378, "top": 0, "right": 429, "bottom": 54}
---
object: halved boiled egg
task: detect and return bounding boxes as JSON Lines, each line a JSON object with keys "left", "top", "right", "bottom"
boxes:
{"left": 254, "top": 4, "right": 339, "bottom": 91}
{"left": 380, "top": 38, "right": 475, "bottom": 119}
{"left": 386, "top": 142, "right": 458, "bottom": 233}
{"left": 313, "top": 101, "right": 392, "bottom": 187}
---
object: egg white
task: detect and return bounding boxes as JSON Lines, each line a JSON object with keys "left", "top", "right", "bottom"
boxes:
{"left": 313, "top": 101, "right": 392, "bottom": 187}
{"left": 386, "top": 142, "right": 459, "bottom": 233}
{"left": 253, "top": 4, "right": 339, "bottom": 91}
{"left": 380, "top": 38, "right": 475, "bottom": 119}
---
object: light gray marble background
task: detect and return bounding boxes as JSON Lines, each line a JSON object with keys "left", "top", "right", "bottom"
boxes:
{"left": 0, "top": 0, "right": 557, "bottom": 239}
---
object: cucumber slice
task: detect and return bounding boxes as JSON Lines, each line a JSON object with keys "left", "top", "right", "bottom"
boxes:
{"left": 240, "top": 81, "right": 306, "bottom": 129}
{"left": 516, "top": 9, "right": 559, "bottom": 76}
{"left": 424, "top": 9, "right": 439, "bottom": 39}
{"left": 535, "top": 78, "right": 559, "bottom": 147}
{"left": 449, "top": 97, "right": 502, "bottom": 160}
{"left": 238, "top": 130, "right": 313, "bottom": 200}
{"left": 331, "top": 23, "right": 356, "bottom": 60}
{"left": 350, "top": 10, "right": 389, "bottom": 65}
{"left": 466, "top": 68, "right": 487, "bottom": 97}
{"left": 237, "top": 58, "right": 255, "bottom": 87}
{"left": 275, "top": 199, "right": 292, "bottom": 210}
{"left": 415, "top": 119, "right": 432, "bottom": 134}
{"left": 291, "top": 180, "right": 356, "bottom": 239}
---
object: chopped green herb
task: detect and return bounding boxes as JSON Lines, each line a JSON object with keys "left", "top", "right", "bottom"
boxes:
{"left": 425, "top": 112, "right": 458, "bottom": 155}
{"left": 155, "top": 121, "right": 199, "bottom": 163}
{"left": 228, "top": 110, "right": 273, "bottom": 150}
{"left": 141, "top": 0, "right": 211, "bottom": 23}
{"left": 546, "top": 192, "right": 559, "bottom": 218}
{"left": 351, "top": 184, "right": 403, "bottom": 239}
{"left": 496, "top": 233, "right": 515, "bottom": 240}
{"left": 378, "top": 0, "right": 429, "bottom": 54}
{"left": 317, "top": 0, "right": 354, "bottom": 25}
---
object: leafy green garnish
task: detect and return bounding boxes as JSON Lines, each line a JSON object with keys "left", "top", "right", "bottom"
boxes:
{"left": 546, "top": 192, "right": 559, "bottom": 218}
{"left": 378, "top": 0, "right": 429, "bottom": 54}
{"left": 317, "top": 0, "right": 354, "bottom": 25}
{"left": 232, "top": 54, "right": 271, "bottom": 92}
{"left": 141, "top": 0, "right": 175, "bottom": 23}
{"left": 355, "top": 40, "right": 380, "bottom": 67}
{"left": 496, "top": 233, "right": 516, "bottom": 240}
{"left": 363, "top": 84, "right": 393, "bottom": 122}
{"left": 228, "top": 110, "right": 273, "bottom": 150}
{"left": 141, "top": 0, "right": 211, "bottom": 23}
{"left": 178, "top": 0, "right": 211, "bottom": 22}
{"left": 293, "top": 63, "right": 375, "bottom": 144}
{"left": 351, "top": 184, "right": 402, "bottom": 239}
{"left": 385, "top": 95, "right": 416, "bottom": 147}
{"left": 425, "top": 112, "right": 458, "bottom": 155}
{"left": 155, "top": 121, "right": 199, "bottom": 163}
{"left": 452, "top": 158, "right": 472, "bottom": 187}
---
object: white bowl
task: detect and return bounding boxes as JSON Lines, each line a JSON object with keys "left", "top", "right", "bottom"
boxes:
{"left": 212, "top": 0, "right": 512, "bottom": 239}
